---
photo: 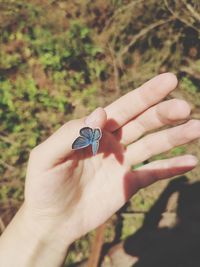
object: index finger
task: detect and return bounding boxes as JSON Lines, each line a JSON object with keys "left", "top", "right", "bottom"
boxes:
{"left": 104, "top": 72, "right": 178, "bottom": 131}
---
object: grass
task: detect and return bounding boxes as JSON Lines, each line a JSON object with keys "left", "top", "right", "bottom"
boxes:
{"left": 0, "top": 0, "right": 200, "bottom": 265}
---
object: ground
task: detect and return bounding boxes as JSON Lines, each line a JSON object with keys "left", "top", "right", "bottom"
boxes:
{"left": 0, "top": 1, "right": 200, "bottom": 266}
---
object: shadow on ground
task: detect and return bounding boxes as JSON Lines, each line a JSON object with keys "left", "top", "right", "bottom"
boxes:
{"left": 102, "top": 176, "right": 200, "bottom": 267}
{"left": 67, "top": 176, "right": 200, "bottom": 267}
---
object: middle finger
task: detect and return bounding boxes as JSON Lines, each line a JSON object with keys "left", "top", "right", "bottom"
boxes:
{"left": 117, "top": 98, "right": 191, "bottom": 145}
{"left": 104, "top": 73, "right": 178, "bottom": 132}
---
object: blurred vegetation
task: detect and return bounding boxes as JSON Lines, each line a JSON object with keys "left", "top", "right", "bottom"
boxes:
{"left": 0, "top": 0, "right": 200, "bottom": 265}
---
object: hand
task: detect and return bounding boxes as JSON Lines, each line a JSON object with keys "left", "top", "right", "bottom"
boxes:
{"left": 24, "top": 72, "right": 200, "bottom": 244}
{"left": 1, "top": 73, "right": 199, "bottom": 267}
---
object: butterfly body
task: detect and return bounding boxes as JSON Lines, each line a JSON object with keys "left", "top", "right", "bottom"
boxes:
{"left": 72, "top": 127, "right": 102, "bottom": 155}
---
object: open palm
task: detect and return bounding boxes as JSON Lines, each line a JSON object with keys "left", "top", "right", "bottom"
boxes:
{"left": 24, "top": 73, "right": 200, "bottom": 243}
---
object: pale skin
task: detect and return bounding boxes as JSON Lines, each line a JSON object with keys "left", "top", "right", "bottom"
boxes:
{"left": 0, "top": 73, "right": 200, "bottom": 267}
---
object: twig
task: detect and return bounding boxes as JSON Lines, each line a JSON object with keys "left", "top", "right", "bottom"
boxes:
{"left": 87, "top": 223, "right": 106, "bottom": 267}
{"left": 118, "top": 17, "right": 174, "bottom": 58}
{"left": 164, "top": 0, "right": 200, "bottom": 32}
{"left": 108, "top": 44, "right": 121, "bottom": 96}
{"left": 180, "top": 66, "right": 200, "bottom": 80}
{"left": 182, "top": 0, "right": 200, "bottom": 22}
{"left": 0, "top": 159, "right": 15, "bottom": 171}
{"left": 0, "top": 134, "right": 15, "bottom": 145}
{"left": 104, "top": 0, "right": 145, "bottom": 32}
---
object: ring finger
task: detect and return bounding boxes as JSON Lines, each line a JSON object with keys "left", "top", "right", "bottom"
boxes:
{"left": 116, "top": 98, "right": 191, "bottom": 145}
{"left": 124, "top": 119, "right": 200, "bottom": 166}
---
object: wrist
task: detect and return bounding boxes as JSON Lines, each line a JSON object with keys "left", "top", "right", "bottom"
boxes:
{"left": 0, "top": 203, "right": 71, "bottom": 267}
{"left": 22, "top": 203, "right": 71, "bottom": 245}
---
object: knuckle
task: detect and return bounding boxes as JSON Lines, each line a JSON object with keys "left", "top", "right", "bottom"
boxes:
{"left": 143, "top": 136, "right": 155, "bottom": 158}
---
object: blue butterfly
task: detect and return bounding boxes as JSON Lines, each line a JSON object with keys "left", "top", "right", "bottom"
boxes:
{"left": 72, "top": 127, "right": 102, "bottom": 155}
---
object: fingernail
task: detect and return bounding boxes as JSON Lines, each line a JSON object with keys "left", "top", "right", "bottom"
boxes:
{"left": 85, "top": 108, "right": 101, "bottom": 126}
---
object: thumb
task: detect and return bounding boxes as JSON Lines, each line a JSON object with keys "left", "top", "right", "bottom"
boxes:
{"left": 29, "top": 107, "right": 107, "bottom": 171}
{"left": 84, "top": 106, "right": 107, "bottom": 128}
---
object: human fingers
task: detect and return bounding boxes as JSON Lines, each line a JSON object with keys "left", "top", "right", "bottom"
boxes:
{"left": 118, "top": 99, "right": 191, "bottom": 145}
{"left": 124, "top": 119, "right": 200, "bottom": 165}
{"left": 28, "top": 107, "right": 107, "bottom": 172}
{"left": 125, "top": 155, "right": 198, "bottom": 199}
{"left": 105, "top": 72, "right": 178, "bottom": 132}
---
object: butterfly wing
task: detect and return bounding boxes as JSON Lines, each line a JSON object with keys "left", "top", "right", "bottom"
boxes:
{"left": 73, "top": 127, "right": 102, "bottom": 154}
{"left": 72, "top": 136, "right": 90, "bottom": 150}
{"left": 80, "top": 127, "right": 93, "bottom": 141}
{"left": 93, "top": 128, "right": 102, "bottom": 141}
{"left": 92, "top": 140, "right": 99, "bottom": 155}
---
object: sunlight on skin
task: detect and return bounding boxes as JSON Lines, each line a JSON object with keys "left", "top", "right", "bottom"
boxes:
{"left": 25, "top": 72, "right": 200, "bottom": 241}
{"left": 0, "top": 73, "right": 200, "bottom": 267}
